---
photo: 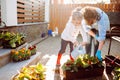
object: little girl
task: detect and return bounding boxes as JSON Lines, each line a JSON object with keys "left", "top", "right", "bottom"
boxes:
{"left": 56, "top": 9, "right": 87, "bottom": 66}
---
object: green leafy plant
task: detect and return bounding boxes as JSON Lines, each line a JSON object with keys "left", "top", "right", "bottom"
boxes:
{"left": 2, "top": 31, "right": 13, "bottom": 40}
{"left": 2, "top": 32, "right": 26, "bottom": 48}
{"left": 62, "top": 60, "right": 78, "bottom": 72}
{"left": 9, "top": 33, "right": 26, "bottom": 48}
{"left": 0, "top": 32, "right": 3, "bottom": 39}
{"left": 113, "top": 67, "right": 120, "bottom": 80}
{"left": 62, "top": 54, "right": 103, "bottom": 72}
{"left": 13, "top": 63, "right": 45, "bottom": 80}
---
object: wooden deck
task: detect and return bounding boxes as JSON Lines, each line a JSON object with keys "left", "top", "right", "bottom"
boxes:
{"left": 36, "top": 35, "right": 120, "bottom": 80}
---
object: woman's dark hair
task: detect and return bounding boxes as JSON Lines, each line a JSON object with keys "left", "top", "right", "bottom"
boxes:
{"left": 81, "top": 6, "right": 100, "bottom": 25}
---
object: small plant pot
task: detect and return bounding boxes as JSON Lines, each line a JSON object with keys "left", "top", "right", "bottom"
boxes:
{"left": 31, "top": 49, "right": 36, "bottom": 55}
{"left": 24, "top": 56, "right": 30, "bottom": 60}
{"left": 106, "top": 65, "right": 114, "bottom": 74}
{"left": 12, "top": 58, "right": 19, "bottom": 62}
{"left": 0, "top": 39, "right": 3, "bottom": 47}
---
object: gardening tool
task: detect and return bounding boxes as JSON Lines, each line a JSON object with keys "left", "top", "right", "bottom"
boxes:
{"left": 71, "top": 44, "right": 86, "bottom": 59}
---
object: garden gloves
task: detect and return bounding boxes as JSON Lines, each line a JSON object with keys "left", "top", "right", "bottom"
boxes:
{"left": 96, "top": 50, "right": 102, "bottom": 61}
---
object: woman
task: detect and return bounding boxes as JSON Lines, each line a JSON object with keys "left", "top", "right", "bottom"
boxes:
{"left": 80, "top": 6, "right": 110, "bottom": 61}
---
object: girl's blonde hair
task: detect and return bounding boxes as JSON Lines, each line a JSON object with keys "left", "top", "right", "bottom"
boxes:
{"left": 81, "top": 6, "right": 100, "bottom": 25}
{"left": 71, "top": 10, "right": 82, "bottom": 21}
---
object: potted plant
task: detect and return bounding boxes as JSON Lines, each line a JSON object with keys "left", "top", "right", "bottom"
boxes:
{"left": 62, "top": 54, "right": 104, "bottom": 80}
{"left": 11, "top": 48, "right": 31, "bottom": 62}
{"left": 28, "top": 45, "right": 36, "bottom": 55}
{"left": 12, "top": 63, "right": 45, "bottom": 80}
{"left": 113, "top": 67, "right": 120, "bottom": 80}
{"left": 105, "top": 55, "right": 120, "bottom": 74}
{"left": 2, "top": 32, "right": 26, "bottom": 49}
{"left": 1, "top": 31, "right": 11, "bottom": 47}
{"left": 0, "top": 31, "right": 4, "bottom": 47}
{"left": 9, "top": 33, "right": 26, "bottom": 48}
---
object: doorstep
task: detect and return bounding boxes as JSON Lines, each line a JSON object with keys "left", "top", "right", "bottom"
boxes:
{"left": 0, "top": 52, "right": 42, "bottom": 80}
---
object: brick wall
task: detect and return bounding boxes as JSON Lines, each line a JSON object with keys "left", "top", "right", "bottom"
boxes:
{"left": 0, "top": 22, "right": 48, "bottom": 42}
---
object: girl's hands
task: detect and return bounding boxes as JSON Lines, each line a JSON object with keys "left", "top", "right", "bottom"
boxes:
{"left": 74, "top": 41, "right": 87, "bottom": 48}
{"left": 80, "top": 42, "right": 87, "bottom": 46}
{"left": 73, "top": 41, "right": 79, "bottom": 47}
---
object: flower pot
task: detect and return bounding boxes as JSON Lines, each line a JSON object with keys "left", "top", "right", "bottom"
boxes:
{"left": 12, "top": 57, "right": 30, "bottom": 62}
{"left": 105, "top": 55, "right": 120, "bottom": 74}
{"left": 28, "top": 45, "right": 36, "bottom": 55}
{"left": 105, "top": 65, "right": 114, "bottom": 74}
{"left": 24, "top": 56, "right": 30, "bottom": 60}
{"left": 0, "top": 39, "right": 3, "bottom": 48}
{"left": 105, "top": 55, "right": 120, "bottom": 67}
{"left": 3, "top": 41, "right": 25, "bottom": 49}
{"left": 41, "top": 33, "right": 46, "bottom": 38}
{"left": 63, "top": 66, "right": 104, "bottom": 80}
{"left": 2, "top": 40, "right": 16, "bottom": 49}
{"left": 31, "top": 49, "right": 36, "bottom": 55}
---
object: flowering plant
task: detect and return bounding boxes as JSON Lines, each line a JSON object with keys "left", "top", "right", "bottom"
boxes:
{"left": 28, "top": 45, "right": 36, "bottom": 55}
{"left": 62, "top": 54, "right": 103, "bottom": 72}
{"left": 11, "top": 48, "right": 31, "bottom": 62}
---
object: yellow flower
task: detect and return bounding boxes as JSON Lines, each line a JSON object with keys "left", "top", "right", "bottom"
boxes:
{"left": 11, "top": 50, "right": 15, "bottom": 54}
{"left": 15, "top": 51, "right": 19, "bottom": 55}
{"left": 27, "top": 50, "right": 31, "bottom": 54}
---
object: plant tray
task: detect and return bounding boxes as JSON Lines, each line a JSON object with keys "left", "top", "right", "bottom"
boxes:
{"left": 2, "top": 42, "right": 26, "bottom": 49}
{"left": 63, "top": 66, "right": 104, "bottom": 80}
{"left": 12, "top": 57, "right": 30, "bottom": 62}
{"left": 105, "top": 55, "right": 120, "bottom": 67}
{"left": 105, "top": 55, "right": 120, "bottom": 74}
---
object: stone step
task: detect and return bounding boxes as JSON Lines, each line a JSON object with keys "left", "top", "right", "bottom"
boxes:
{"left": 0, "top": 43, "right": 28, "bottom": 68}
{"left": 0, "top": 49, "right": 11, "bottom": 68}
{"left": 0, "top": 52, "right": 42, "bottom": 80}
{"left": 0, "top": 36, "right": 48, "bottom": 68}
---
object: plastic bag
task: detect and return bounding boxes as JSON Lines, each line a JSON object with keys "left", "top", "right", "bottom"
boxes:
{"left": 71, "top": 45, "right": 86, "bottom": 59}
